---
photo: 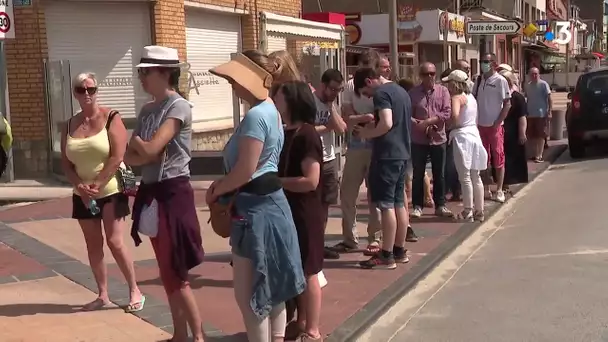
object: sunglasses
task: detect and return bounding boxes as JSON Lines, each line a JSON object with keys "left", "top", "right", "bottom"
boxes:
{"left": 420, "top": 72, "right": 436, "bottom": 77}
{"left": 480, "top": 60, "right": 493, "bottom": 64}
{"left": 74, "top": 87, "right": 98, "bottom": 95}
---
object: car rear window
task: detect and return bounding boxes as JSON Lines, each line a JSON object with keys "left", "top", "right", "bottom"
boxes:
{"left": 581, "top": 72, "right": 608, "bottom": 95}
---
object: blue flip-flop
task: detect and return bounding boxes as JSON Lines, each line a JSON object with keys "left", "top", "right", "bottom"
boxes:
{"left": 124, "top": 295, "right": 146, "bottom": 313}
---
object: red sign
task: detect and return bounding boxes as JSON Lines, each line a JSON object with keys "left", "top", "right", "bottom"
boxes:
{"left": 0, "top": 12, "right": 10, "bottom": 34}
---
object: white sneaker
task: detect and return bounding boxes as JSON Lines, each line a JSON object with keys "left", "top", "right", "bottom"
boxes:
{"left": 410, "top": 206, "right": 423, "bottom": 218}
{"left": 495, "top": 190, "right": 506, "bottom": 203}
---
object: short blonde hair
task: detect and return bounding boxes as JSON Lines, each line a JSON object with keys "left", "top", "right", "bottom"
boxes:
{"left": 72, "top": 72, "right": 97, "bottom": 88}
{"left": 268, "top": 50, "right": 301, "bottom": 84}
{"left": 499, "top": 70, "right": 516, "bottom": 88}
{"left": 447, "top": 80, "right": 470, "bottom": 94}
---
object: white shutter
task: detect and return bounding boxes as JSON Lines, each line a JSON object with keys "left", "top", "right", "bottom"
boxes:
{"left": 267, "top": 35, "right": 287, "bottom": 53}
{"left": 45, "top": 2, "right": 151, "bottom": 118}
{"left": 186, "top": 10, "right": 241, "bottom": 123}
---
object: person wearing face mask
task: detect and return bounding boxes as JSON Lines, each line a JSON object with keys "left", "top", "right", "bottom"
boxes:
{"left": 472, "top": 53, "right": 511, "bottom": 203}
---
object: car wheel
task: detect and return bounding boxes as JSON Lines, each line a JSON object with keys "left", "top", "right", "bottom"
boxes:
{"left": 568, "top": 137, "right": 585, "bottom": 159}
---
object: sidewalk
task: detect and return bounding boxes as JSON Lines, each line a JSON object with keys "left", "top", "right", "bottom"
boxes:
{"left": 0, "top": 142, "right": 567, "bottom": 341}
{"left": 0, "top": 243, "right": 171, "bottom": 342}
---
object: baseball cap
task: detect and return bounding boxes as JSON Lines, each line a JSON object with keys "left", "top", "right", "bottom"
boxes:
{"left": 441, "top": 69, "right": 469, "bottom": 83}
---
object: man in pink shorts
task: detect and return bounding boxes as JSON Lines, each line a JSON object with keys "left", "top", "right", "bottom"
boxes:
{"left": 472, "top": 53, "right": 512, "bottom": 203}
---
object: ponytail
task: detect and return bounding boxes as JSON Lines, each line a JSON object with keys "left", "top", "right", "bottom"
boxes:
{"left": 168, "top": 67, "right": 185, "bottom": 98}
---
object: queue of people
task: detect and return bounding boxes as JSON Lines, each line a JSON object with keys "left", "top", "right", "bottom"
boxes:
{"left": 59, "top": 43, "right": 550, "bottom": 342}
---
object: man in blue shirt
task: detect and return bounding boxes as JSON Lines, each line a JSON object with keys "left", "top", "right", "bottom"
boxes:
{"left": 353, "top": 67, "right": 412, "bottom": 270}
{"left": 524, "top": 67, "right": 552, "bottom": 162}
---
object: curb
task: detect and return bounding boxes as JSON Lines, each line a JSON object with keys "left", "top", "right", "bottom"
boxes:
{"left": 325, "top": 143, "right": 568, "bottom": 342}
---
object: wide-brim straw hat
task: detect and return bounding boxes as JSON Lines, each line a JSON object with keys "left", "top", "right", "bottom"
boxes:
{"left": 209, "top": 53, "right": 273, "bottom": 101}
{"left": 136, "top": 45, "right": 185, "bottom": 68}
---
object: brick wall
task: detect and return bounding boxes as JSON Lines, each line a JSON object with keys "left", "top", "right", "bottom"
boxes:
{"left": 5, "top": 5, "right": 49, "bottom": 178}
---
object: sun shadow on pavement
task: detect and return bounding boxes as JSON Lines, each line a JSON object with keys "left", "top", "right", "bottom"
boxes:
{"left": 0, "top": 303, "right": 117, "bottom": 317}
{"left": 138, "top": 275, "right": 233, "bottom": 289}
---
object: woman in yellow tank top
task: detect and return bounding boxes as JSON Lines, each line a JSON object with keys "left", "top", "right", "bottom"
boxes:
{"left": 61, "top": 72, "right": 143, "bottom": 312}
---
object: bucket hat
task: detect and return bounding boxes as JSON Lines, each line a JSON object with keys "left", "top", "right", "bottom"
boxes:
{"left": 209, "top": 53, "right": 273, "bottom": 101}
{"left": 136, "top": 46, "right": 185, "bottom": 68}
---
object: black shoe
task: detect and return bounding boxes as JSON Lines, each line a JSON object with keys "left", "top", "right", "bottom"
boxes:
{"left": 324, "top": 246, "right": 340, "bottom": 260}
{"left": 406, "top": 226, "right": 419, "bottom": 242}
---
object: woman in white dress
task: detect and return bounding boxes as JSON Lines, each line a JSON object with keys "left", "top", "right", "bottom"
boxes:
{"left": 442, "top": 70, "right": 488, "bottom": 222}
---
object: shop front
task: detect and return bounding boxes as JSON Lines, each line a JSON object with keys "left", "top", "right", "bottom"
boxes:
{"left": 6, "top": 0, "right": 305, "bottom": 178}
{"left": 185, "top": 5, "right": 243, "bottom": 134}
{"left": 340, "top": 9, "right": 473, "bottom": 79}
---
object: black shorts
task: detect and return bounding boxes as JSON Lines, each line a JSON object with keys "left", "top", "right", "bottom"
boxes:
{"left": 321, "top": 159, "right": 339, "bottom": 205}
{"left": 72, "top": 193, "right": 131, "bottom": 220}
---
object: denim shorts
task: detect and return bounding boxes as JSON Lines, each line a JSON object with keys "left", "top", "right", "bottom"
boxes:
{"left": 368, "top": 159, "right": 407, "bottom": 209}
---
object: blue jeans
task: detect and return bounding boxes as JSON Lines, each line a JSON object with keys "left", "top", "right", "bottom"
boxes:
{"left": 368, "top": 159, "right": 407, "bottom": 210}
{"left": 230, "top": 190, "right": 306, "bottom": 319}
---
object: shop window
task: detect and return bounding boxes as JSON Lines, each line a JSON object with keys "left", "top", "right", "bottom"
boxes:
{"left": 498, "top": 40, "right": 506, "bottom": 64}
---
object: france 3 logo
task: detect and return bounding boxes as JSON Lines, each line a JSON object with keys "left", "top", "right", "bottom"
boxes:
{"left": 522, "top": 19, "right": 572, "bottom": 45}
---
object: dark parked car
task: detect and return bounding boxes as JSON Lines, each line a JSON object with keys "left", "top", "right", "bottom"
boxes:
{"left": 566, "top": 68, "right": 608, "bottom": 158}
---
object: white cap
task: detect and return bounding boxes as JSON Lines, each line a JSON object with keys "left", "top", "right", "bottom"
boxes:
{"left": 497, "top": 64, "right": 513, "bottom": 72}
{"left": 441, "top": 69, "right": 469, "bottom": 83}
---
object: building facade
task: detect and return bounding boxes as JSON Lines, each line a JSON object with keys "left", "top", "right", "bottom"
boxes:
{"left": 572, "top": 0, "right": 606, "bottom": 52}
{"left": 6, "top": 0, "right": 303, "bottom": 178}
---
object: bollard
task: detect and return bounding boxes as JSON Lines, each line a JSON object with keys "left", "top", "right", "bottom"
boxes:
{"left": 550, "top": 109, "right": 566, "bottom": 140}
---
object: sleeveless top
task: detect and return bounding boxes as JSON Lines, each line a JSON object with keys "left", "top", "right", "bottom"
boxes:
{"left": 458, "top": 93, "right": 478, "bottom": 127}
{"left": 449, "top": 93, "right": 488, "bottom": 171}
{"left": 65, "top": 115, "right": 120, "bottom": 198}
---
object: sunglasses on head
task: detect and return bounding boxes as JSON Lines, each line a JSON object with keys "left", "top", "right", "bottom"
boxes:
{"left": 74, "top": 87, "right": 98, "bottom": 95}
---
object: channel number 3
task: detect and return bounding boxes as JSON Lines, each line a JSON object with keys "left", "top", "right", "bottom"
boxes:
{"left": 553, "top": 21, "right": 572, "bottom": 45}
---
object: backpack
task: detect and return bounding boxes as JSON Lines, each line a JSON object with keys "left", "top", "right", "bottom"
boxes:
{"left": 473, "top": 76, "right": 482, "bottom": 99}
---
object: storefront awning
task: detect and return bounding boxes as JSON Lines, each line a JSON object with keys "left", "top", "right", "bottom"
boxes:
{"left": 261, "top": 12, "right": 343, "bottom": 41}
{"left": 592, "top": 52, "right": 604, "bottom": 59}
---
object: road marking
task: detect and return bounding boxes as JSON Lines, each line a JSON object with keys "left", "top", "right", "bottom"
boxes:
{"left": 355, "top": 164, "right": 557, "bottom": 342}
{"left": 510, "top": 249, "right": 608, "bottom": 260}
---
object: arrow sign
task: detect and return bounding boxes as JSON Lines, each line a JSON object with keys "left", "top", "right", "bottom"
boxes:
{"left": 466, "top": 20, "right": 522, "bottom": 35}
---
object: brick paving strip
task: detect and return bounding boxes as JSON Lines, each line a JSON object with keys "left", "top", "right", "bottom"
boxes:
{"left": 0, "top": 143, "right": 566, "bottom": 342}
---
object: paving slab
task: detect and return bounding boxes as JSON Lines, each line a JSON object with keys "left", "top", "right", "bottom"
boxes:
{"left": 0, "top": 275, "right": 171, "bottom": 342}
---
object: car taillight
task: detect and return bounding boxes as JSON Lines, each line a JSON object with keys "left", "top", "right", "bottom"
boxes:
{"left": 572, "top": 92, "right": 581, "bottom": 114}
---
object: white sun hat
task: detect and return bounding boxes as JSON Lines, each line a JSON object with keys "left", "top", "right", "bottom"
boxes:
{"left": 136, "top": 45, "right": 185, "bottom": 68}
{"left": 441, "top": 69, "right": 469, "bottom": 83}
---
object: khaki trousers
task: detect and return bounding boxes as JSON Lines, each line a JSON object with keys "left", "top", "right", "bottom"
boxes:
{"left": 339, "top": 148, "right": 381, "bottom": 247}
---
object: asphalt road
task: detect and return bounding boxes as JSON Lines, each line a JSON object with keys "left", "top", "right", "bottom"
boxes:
{"left": 359, "top": 150, "right": 608, "bottom": 342}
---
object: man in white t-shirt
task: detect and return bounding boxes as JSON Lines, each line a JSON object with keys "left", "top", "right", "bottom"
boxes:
{"left": 313, "top": 68, "right": 347, "bottom": 260}
{"left": 472, "top": 53, "right": 511, "bottom": 203}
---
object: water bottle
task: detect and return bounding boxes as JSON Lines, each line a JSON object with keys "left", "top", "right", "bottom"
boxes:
{"left": 88, "top": 199, "right": 100, "bottom": 215}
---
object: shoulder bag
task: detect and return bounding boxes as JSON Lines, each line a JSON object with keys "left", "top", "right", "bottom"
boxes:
{"left": 106, "top": 110, "right": 138, "bottom": 196}
{"left": 208, "top": 112, "right": 283, "bottom": 238}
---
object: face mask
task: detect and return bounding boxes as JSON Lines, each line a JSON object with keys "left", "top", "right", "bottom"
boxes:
{"left": 480, "top": 63, "right": 492, "bottom": 73}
